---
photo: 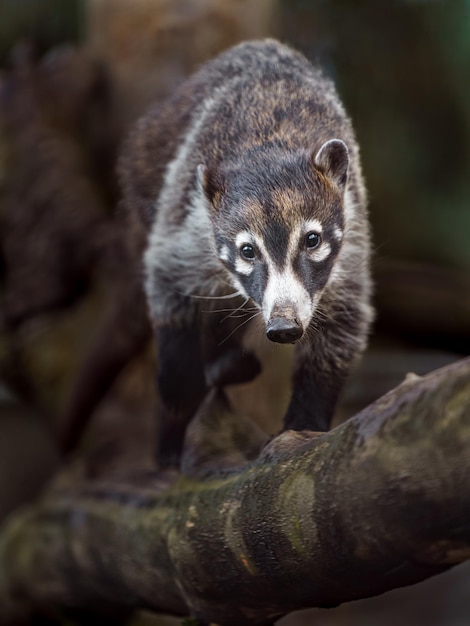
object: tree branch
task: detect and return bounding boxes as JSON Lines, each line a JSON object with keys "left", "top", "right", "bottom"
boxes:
{"left": 1, "top": 358, "right": 470, "bottom": 625}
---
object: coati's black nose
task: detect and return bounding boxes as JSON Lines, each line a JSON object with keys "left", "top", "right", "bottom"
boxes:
{"left": 266, "top": 318, "right": 303, "bottom": 344}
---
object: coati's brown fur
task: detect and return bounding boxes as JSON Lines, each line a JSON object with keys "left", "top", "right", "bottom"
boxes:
{"left": 119, "top": 39, "right": 373, "bottom": 463}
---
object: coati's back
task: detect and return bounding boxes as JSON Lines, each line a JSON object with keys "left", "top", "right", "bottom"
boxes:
{"left": 120, "top": 38, "right": 366, "bottom": 232}
{"left": 119, "top": 39, "right": 373, "bottom": 463}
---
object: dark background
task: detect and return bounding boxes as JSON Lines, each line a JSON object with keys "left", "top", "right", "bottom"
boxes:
{"left": 0, "top": 1, "right": 469, "bottom": 624}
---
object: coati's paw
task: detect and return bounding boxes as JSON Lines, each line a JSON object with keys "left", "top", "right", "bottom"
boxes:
{"left": 259, "top": 429, "right": 324, "bottom": 462}
{"left": 205, "top": 349, "right": 261, "bottom": 388}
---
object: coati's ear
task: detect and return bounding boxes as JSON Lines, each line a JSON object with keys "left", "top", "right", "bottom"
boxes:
{"left": 313, "top": 139, "right": 349, "bottom": 191}
{"left": 197, "top": 164, "right": 224, "bottom": 208}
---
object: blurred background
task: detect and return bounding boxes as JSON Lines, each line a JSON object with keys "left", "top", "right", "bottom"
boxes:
{"left": 0, "top": 0, "right": 469, "bottom": 624}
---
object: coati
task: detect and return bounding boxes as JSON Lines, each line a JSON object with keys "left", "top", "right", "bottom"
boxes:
{"left": 119, "top": 39, "right": 373, "bottom": 464}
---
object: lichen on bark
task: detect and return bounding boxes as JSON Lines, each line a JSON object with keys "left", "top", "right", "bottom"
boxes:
{"left": 0, "top": 358, "right": 470, "bottom": 625}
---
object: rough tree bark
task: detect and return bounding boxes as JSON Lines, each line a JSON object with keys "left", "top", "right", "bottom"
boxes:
{"left": 1, "top": 358, "right": 470, "bottom": 626}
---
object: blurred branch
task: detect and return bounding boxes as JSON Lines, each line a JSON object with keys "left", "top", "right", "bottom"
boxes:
{"left": 1, "top": 358, "right": 469, "bottom": 625}
{"left": 0, "top": 0, "right": 279, "bottom": 449}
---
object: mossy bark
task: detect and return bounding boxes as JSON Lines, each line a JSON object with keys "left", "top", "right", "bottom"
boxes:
{"left": 1, "top": 358, "right": 470, "bottom": 625}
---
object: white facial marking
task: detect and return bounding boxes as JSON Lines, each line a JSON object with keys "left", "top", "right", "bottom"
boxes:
{"left": 235, "top": 257, "right": 254, "bottom": 276}
{"left": 235, "top": 231, "right": 254, "bottom": 249}
{"left": 304, "top": 219, "right": 323, "bottom": 234}
{"left": 262, "top": 266, "right": 314, "bottom": 329}
{"left": 232, "top": 219, "right": 332, "bottom": 330}
{"left": 219, "top": 245, "right": 230, "bottom": 262}
{"left": 333, "top": 227, "right": 343, "bottom": 241}
{"left": 309, "top": 241, "right": 331, "bottom": 263}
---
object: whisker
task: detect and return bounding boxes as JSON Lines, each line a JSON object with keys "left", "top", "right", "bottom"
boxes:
{"left": 214, "top": 273, "right": 237, "bottom": 288}
{"left": 219, "top": 311, "right": 261, "bottom": 346}
{"left": 188, "top": 291, "right": 242, "bottom": 300}
{"left": 200, "top": 307, "right": 258, "bottom": 314}
{"left": 220, "top": 297, "right": 251, "bottom": 324}
{"left": 302, "top": 320, "right": 321, "bottom": 344}
{"left": 220, "top": 310, "right": 259, "bottom": 318}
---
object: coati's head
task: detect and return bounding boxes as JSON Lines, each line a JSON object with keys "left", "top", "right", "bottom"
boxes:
{"left": 199, "top": 139, "right": 348, "bottom": 344}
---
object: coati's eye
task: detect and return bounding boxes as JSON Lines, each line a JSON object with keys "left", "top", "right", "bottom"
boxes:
{"left": 305, "top": 232, "right": 321, "bottom": 250}
{"left": 240, "top": 243, "right": 256, "bottom": 260}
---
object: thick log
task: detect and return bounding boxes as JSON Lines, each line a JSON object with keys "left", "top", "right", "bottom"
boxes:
{"left": 1, "top": 358, "right": 470, "bottom": 625}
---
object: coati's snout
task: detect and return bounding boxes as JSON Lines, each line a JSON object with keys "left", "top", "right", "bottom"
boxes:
{"left": 266, "top": 316, "right": 303, "bottom": 344}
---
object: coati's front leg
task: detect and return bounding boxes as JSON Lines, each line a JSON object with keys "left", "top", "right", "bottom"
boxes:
{"left": 201, "top": 304, "right": 262, "bottom": 389}
{"left": 155, "top": 317, "right": 207, "bottom": 465}
{"left": 156, "top": 303, "right": 261, "bottom": 466}
{"left": 283, "top": 300, "right": 369, "bottom": 433}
